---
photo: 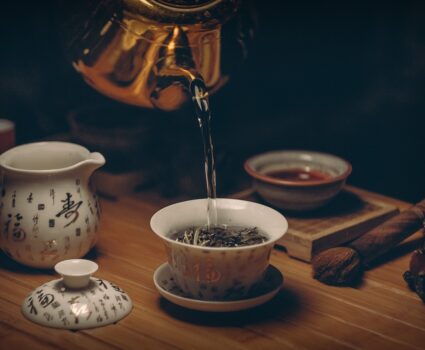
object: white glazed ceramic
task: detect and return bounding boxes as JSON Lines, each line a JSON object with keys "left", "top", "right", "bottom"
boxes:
{"left": 153, "top": 262, "right": 283, "bottom": 312}
{"left": 150, "top": 198, "right": 288, "bottom": 300}
{"left": 22, "top": 259, "right": 132, "bottom": 329}
{"left": 244, "top": 150, "right": 352, "bottom": 211}
{"left": 55, "top": 259, "right": 99, "bottom": 289}
{"left": 0, "top": 142, "right": 105, "bottom": 268}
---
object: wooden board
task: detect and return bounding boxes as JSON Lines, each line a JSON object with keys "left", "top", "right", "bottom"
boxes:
{"left": 1, "top": 187, "right": 424, "bottom": 350}
{"left": 233, "top": 186, "right": 400, "bottom": 262}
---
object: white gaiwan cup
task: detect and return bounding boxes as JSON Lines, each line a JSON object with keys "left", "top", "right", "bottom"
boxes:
{"left": 150, "top": 198, "right": 288, "bottom": 300}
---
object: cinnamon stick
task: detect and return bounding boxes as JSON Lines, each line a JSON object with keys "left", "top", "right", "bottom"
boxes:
{"left": 312, "top": 199, "right": 425, "bottom": 285}
{"left": 350, "top": 199, "right": 425, "bottom": 265}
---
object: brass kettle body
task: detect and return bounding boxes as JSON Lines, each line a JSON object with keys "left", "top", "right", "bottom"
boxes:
{"left": 61, "top": 0, "right": 253, "bottom": 111}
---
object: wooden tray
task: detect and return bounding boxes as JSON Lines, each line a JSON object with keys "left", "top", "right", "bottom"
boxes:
{"left": 233, "top": 186, "right": 400, "bottom": 262}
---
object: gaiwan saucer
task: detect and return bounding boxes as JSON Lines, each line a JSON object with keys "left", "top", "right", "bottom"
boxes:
{"left": 153, "top": 263, "right": 283, "bottom": 312}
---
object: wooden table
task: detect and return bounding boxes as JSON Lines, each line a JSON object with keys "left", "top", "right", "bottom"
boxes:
{"left": 1, "top": 187, "right": 424, "bottom": 350}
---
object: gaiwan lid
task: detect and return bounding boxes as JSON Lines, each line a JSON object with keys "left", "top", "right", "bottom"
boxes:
{"left": 21, "top": 259, "right": 132, "bottom": 330}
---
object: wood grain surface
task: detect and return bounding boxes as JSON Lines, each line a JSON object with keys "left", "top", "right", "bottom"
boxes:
{"left": 234, "top": 186, "right": 400, "bottom": 261}
{"left": 1, "top": 188, "right": 424, "bottom": 350}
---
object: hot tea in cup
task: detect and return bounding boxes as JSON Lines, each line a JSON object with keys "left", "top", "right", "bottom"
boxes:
{"left": 150, "top": 198, "right": 287, "bottom": 300}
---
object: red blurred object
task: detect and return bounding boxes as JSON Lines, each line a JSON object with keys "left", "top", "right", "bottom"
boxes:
{"left": 0, "top": 119, "right": 15, "bottom": 154}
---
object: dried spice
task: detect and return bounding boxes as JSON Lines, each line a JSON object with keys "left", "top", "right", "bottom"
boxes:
{"left": 313, "top": 199, "right": 425, "bottom": 286}
{"left": 170, "top": 226, "right": 268, "bottom": 247}
{"left": 403, "top": 248, "right": 425, "bottom": 303}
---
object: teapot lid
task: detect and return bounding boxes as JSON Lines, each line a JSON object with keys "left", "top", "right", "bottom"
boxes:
{"left": 124, "top": 0, "right": 241, "bottom": 25}
{"left": 21, "top": 259, "right": 132, "bottom": 330}
{"left": 151, "top": 0, "right": 225, "bottom": 10}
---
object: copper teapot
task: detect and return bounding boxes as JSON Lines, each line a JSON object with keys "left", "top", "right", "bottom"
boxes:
{"left": 60, "top": 0, "right": 253, "bottom": 110}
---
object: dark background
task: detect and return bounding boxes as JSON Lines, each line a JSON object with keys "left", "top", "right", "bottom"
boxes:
{"left": 1, "top": 0, "right": 425, "bottom": 201}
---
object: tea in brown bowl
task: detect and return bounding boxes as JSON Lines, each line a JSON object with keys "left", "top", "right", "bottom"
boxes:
{"left": 244, "top": 150, "right": 352, "bottom": 211}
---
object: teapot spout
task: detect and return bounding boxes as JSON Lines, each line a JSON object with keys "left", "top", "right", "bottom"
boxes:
{"left": 79, "top": 152, "right": 105, "bottom": 174}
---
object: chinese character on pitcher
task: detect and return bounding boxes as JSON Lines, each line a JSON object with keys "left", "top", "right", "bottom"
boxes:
{"left": 56, "top": 193, "right": 83, "bottom": 228}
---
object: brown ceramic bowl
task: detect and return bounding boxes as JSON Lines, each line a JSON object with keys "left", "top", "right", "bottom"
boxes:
{"left": 244, "top": 150, "right": 352, "bottom": 211}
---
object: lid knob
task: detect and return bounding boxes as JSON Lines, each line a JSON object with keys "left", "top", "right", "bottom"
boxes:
{"left": 54, "top": 259, "right": 99, "bottom": 289}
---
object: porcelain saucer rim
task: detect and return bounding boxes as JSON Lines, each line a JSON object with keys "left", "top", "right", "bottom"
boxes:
{"left": 153, "top": 262, "right": 283, "bottom": 312}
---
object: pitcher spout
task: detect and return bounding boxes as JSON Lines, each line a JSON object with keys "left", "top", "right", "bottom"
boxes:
{"left": 78, "top": 152, "right": 106, "bottom": 174}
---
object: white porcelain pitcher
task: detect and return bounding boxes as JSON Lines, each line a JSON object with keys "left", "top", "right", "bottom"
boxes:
{"left": 0, "top": 142, "right": 105, "bottom": 268}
